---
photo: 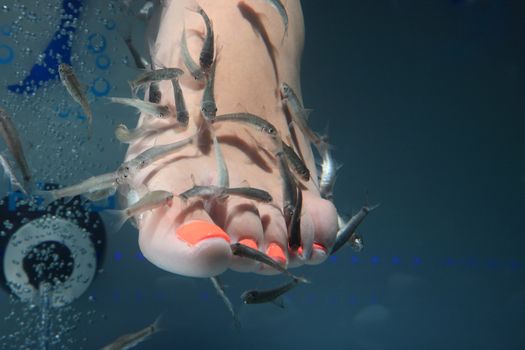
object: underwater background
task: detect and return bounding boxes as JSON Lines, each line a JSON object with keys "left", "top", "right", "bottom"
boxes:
{"left": 0, "top": 0, "right": 523, "bottom": 349}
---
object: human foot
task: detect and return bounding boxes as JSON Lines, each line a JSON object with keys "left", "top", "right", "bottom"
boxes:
{"left": 122, "top": 0, "right": 338, "bottom": 278}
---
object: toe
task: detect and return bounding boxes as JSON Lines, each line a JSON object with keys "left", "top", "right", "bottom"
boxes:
{"left": 256, "top": 203, "right": 289, "bottom": 275}
{"left": 221, "top": 197, "right": 264, "bottom": 272}
{"left": 138, "top": 203, "right": 232, "bottom": 278}
{"left": 302, "top": 192, "right": 338, "bottom": 266}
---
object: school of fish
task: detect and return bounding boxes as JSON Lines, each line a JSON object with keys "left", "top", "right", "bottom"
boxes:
{"left": 0, "top": 1, "right": 377, "bottom": 348}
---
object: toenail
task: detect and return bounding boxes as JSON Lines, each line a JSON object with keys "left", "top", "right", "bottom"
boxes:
{"left": 238, "top": 238, "right": 258, "bottom": 249}
{"left": 266, "top": 242, "right": 287, "bottom": 265}
{"left": 313, "top": 242, "right": 327, "bottom": 254}
{"left": 176, "top": 220, "right": 230, "bottom": 245}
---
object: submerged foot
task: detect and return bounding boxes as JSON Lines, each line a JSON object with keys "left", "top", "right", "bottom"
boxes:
{"left": 123, "top": 0, "right": 338, "bottom": 278}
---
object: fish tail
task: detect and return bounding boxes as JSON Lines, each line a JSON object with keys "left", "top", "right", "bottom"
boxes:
{"left": 101, "top": 209, "right": 128, "bottom": 233}
{"left": 152, "top": 314, "right": 164, "bottom": 333}
{"left": 295, "top": 275, "right": 311, "bottom": 284}
{"left": 36, "top": 190, "right": 56, "bottom": 208}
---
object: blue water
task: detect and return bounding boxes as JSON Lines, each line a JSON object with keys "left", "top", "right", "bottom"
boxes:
{"left": 0, "top": 0, "right": 524, "bottom": 349}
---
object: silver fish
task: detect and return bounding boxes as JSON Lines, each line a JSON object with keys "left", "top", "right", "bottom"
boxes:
{"left": 0, "top": 153, "right": 26, "bottom": 194}
{"left": 129, "top": 68, "right": 183, "bottom": 96}
{"left": 319, "top": 143, "right": 339, "bottom": 201}
{"left": 331, "top": 204, "right": 379, "bottom": 254}
{"left": 58, "top": 63, "right": 93, "bottom": 139}
{"left": 36, "top": 171, "right": 121, "bottom": 208}
{"left": 179, "top": 185, "right": 272, "bottom": 203}
{"left": 201, "top": 55, "right": 218, "bottom": 121}
{"left": 187, "top": 4, "right": 215, "bottom": 70}
{"left": 223, "top": 187, "right": 272, "bottom": 203}
{"left": 122, "top": 35, "right": 149, "bottom": 70}
{"left": 288, "top": 187, "right": 302, "bottom": 251}
{"left": 106, "top": 190, "right": 173, "bottom": 232}
{"left": 100, "top": 315, "right": 162, "bottom": 350}
{"left": 171, "top": 76, "right": 189, "bottom": 125}
{"left": 258, "top": 0, "right": 288, "bottom": 39}
{"left": 0, "top": 108, "right": 32, "bottom": 190}
{"left": 180, "top": 26, "right": 205, "bottom": 80}
{"left": 279, "top": 82, "right": 325, "bottom": 150}
{"left": 212, "top": 132, "right": 229, "bottom": 188}
{"left": 212, "top": 113, "right": 278, "bottom": 139}
{"left": 241, "top": 278, "right": 300, "bottom": 307}
{"left": 276, "top": 150, "right": 297, "bottom": 227}
{"left": 122, "top": 133, "right": 196, "bottom": 174}
{"left": 230, "top": 243, "right": 309, "bottom": 283}
{"left": 114, "top": 123, "right": 176, "bottom": 144}
{"left": 210, "top": 276, "right": 241, "bottom": 329}
{"left": 107, "top": 97, "right": 171, "bottom": 118}
{"left": 282, "top": 141, "right": 309, "bottom": 181}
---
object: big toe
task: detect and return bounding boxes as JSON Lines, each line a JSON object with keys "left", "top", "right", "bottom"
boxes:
{"left": 138, "top": 205, "right": 232, "bottom": 278}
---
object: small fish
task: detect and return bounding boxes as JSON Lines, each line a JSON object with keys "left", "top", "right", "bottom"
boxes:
{"left": 187, "top": 4, "right": 215, "bottom": 70}
{"left": 36, "top": 171, "right": 120, "bottom": 208}
{"left": 280, "top": 82, "right": 325, "bottom": 150}
{"left": 171, "top": 76, "right": 189, "bottom": 125}
{"left": 331, "top": 204, "right": 379, "bottom": 254}
{"left": 257, "top": 0, "right": 288, "bottom": 40}
{"left": 241, "top": 277, "right": 300, "bottom": 307}
{"left": 212, "top": 113, "right": 278, "bottom": 139}
{"left": 100, "top": 315, "right": 162, "bottom": 350}
{"left": 288, "top": 187, "right": 302, "bottom": 251}
{"left": 0, "top": 153, "right": 26, "bottom": 194}
{"left": 275, "top": 150, "right": 297, "bottom": 228}
{"left": 84, "top": 187, "right": 116, "bottom": 202}
{"left": 318, "top": 143, "right": 340, "bottom": 201}
{"left": 282, "top": 141, "right": 309, "bottom": 181}
{"left": 201, "top": 55, "right": 218, "bottom": 121}
{"left": 179, "top": 185, "right": 272, "bottom": 203}
{"left": 122, "top": 35, "right": 149, "bottom": 70}
{"left": 107, "top": 97, "right": 171, "bottom": 118}
{"left": 0, "top": 108, "right": 32, "bottom": 190}
{"left": 223, "top": 187, "right": 272, "bottom": 203}
{"left": 58, "top": 63, "right": 93, "bottom": 139}
{"left": 230, "top": 243, "right": 309, "bottom": 283}
{"left": 129, "top": 68, "right": 183, "bottom": 96}
{"left": 180, "top": 26, "right": 205, "bottom": 80}
{"left": 105, "top": 190, "right": 174, "bottom": 232}
{"left": 122, "top": 133, "right": 196, "bottom": 174}
{"left": 212, "top": 131, "right": 229, "bottom": 188}
{"left": 114, "top": 123, "right": 175, "bottom": 144}
{"left": 210, "top": 276, "right": 241, "bottom": 329}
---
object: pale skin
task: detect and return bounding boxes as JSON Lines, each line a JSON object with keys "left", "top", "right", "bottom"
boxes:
{"left": 125, "top": 0, "right": 338, "bottom": 278}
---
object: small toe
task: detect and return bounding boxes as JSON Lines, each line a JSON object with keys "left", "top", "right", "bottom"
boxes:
{"left": 304, "top": 194, "right": 338, "bottom": 266}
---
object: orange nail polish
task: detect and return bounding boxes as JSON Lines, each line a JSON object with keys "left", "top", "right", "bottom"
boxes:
{"left": 176, "top": 220, "right": 230, "bottom": 245}
{"left": 266, "top": 242, "right": 287, "bottom": 265}
{"left": 238, "top": 238, "right": 258, "bottom": 250}
{"left": 313, "top": 242, "right": 327, "bottom": 254}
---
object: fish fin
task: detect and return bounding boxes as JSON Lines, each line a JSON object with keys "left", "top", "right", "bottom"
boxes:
{"left": 271, "top": 297, "right": 285, "bottom": 309}
{"left": 100, "top": 209, "right": 128, "bottom": 233}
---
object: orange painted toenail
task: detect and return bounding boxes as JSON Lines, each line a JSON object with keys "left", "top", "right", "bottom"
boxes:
{"left": 313, "top": 242, "right": 327, "bottom": 254}
{"left": 267, "top": 243, "right": 287, "bottom": 265}
{"left": 297, "top": 246, "right": 303, "bottom": 255}
{"left": 176, "top": 220, "right": 230, "bottom": 245}
{"left": 238, "top": 238, "right": 258, "bottom": 249}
